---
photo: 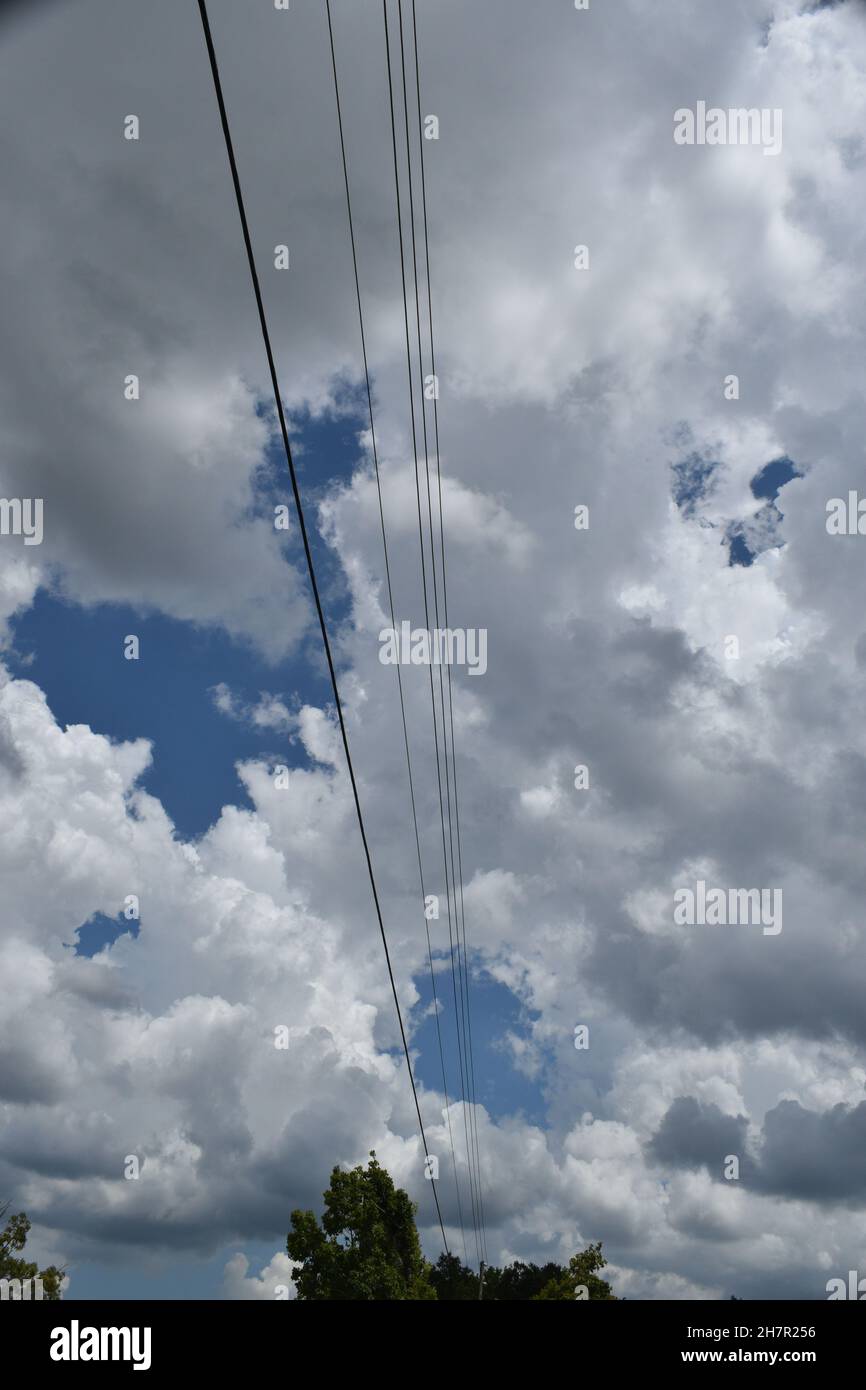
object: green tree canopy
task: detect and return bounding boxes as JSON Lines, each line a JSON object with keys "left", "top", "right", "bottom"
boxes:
{"left": 532, "top": 1242, "right": 617, "bottom": 1300}
{"left": 430, "top": 1251, "right": 481, "bottom": 1300}
{"left": 0, "top": 1204, "right": 63, "bottom": 1300}
{"left": 287, "top": 1153, "right": 436, "bottom": 1300}
{"left": 286, "top": 1155, "right": 617, "bottom": 1301}
{"left": 433, "top": 1245, "right": 617, "bottom": 1300}
{"left": 485, "top": 1258, "right": 568, "bottom": 1301}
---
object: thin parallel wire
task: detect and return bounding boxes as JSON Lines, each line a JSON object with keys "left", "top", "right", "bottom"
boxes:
{"left": 395, "top": 0, "right": 482, "bottom": 1262}
{"left": 382, "top": 0, "right": 481, "bottom": 1268}
{"left": 384, "top": 0, "right": 480, "bottom": 1266}
{"left": 196, "top": 0, "right": 448, "bottom": 1253}
{"left": 325, "top": 0, "right": 467, "bottom": 1263}
{"left": 409, "top": 0, "right": 488, "bottom": 1264}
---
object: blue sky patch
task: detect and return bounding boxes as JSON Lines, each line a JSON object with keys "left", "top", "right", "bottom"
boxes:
{"left": 671, "top": 451, "right": 721, "bottom": 518}
{"left": 727, "top": 455, "right": 803, "bottom": 568}
{"left": 72, "top": 910, "right": 138, "bottom": 958}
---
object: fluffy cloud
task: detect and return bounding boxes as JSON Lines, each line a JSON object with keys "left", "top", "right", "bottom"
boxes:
{"left": 220, "top": 1251, "right": 298, "bottom": 1301}
{"left": 2, "top": 0, "right": 866, "bottom": 1301}
{"left": 211, "top": 683, "right": 294, "bottom": 732}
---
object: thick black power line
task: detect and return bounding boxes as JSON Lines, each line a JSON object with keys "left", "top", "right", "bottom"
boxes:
{"left": 324, "top": 0, "right": 468, "bottom": 1264}
{"left": 195, "top": 0, "right": 448, "bottom": 1253}
{"left": 381, "top": 0, "right": 482, "bottom": 1267}
{"left": 408, "top": 0, "right": 488, "bottom": 1262}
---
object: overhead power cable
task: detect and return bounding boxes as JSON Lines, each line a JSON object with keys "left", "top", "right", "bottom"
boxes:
{"left": 393, "top": 0, "right": 483, "bottom": 1259}
{"left": 407, "top": 0, "right": 488, "bottom": 1263}
{"left": 196, "top": 0, "right": 449, "bottom": 1253}
{"left": 324, "top": 0, "right": 468, "bottom": 1263}
{"left": 382, "top": 0, "right": 482, "bottom": 1266}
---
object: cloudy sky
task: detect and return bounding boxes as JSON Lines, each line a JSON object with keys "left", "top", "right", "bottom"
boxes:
{"left": 1, "top": 0, "right": 866, "bottom": 1301}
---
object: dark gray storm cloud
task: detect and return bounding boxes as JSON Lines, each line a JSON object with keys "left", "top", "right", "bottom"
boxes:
{"left": 648, "top": 1094, "right": 866, "bottom": 1207}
